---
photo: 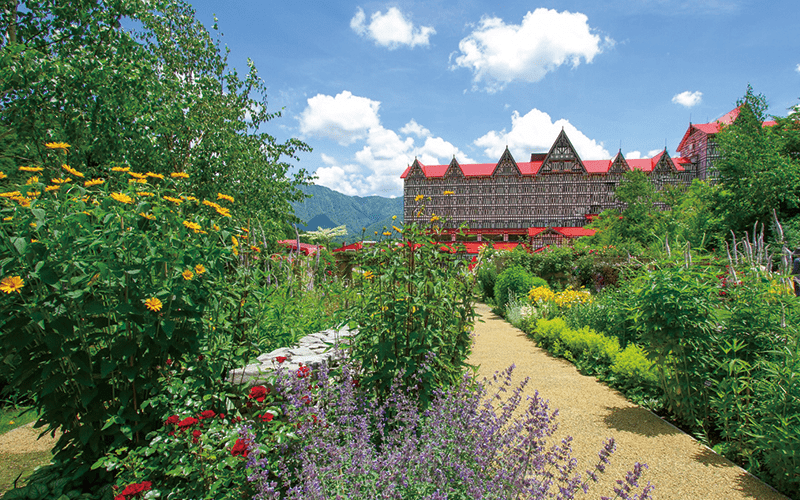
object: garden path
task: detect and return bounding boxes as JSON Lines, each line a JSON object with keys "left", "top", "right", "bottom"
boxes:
{"left": 467, "top": 302, "right": 789, "bottom": 500}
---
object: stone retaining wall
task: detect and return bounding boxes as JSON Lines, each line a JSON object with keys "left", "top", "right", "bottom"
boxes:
{"left": 227, "top": 324, "right": 355, "bottom": 386}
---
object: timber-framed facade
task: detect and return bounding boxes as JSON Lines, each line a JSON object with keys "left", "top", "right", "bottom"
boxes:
{"left": 401, "top": 129, "right": 696, "bottom": 244}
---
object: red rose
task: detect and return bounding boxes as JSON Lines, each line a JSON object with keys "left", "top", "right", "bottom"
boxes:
{"left": 120, "top": 481, "right": 152, "bottom": 497}
{"left": 275, "top": 356, "right": 287, "bottom": 364}
{"left": 192, "top": 429, "right": 201, "bottom": 443}
{"left": 258, "top": 412, "right": 274, "bottom": 422}
{"left": 177, "top": 417, "right": 198, "bottom": 429}
{"left": 231, "top": 438, "right": 249, "bottom": 457}
{"left": 198, "top": 410, "right": 216, "bottom": 420}
{"left": 248, "top": 385, "right": 269, "bottom": 402}
{"left": 297, "top": 364, "right": 310, "bottom": 378}
{"left": 165, "top": 414, "right": 179, "bottom": 426}
{"left": 166, "top": 359, "right": 172, "bottom": 365}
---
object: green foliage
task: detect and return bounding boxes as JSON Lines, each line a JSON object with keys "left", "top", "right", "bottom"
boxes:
{"left": 0, "top": 152, "right": 248, "bottom": 488}
{"left": 344, "top": 224, "right": 476, "bottom": 408}
{"left": 611, "top": 344, "right": 659, "bottom": 391}
{"left": 0, "top": 0, "right": 312, "bottom": 232}
{"left": 476, "top": 261, "right": 498, "bottom": 301}
{"left": 712, "top": 85, "right": 800, "bottom": 239}
{"left": 494, "top": 266, "right": 533, "bottom": 312}
{"left": 630, "top": 266, "right": 717, "bottom": 426}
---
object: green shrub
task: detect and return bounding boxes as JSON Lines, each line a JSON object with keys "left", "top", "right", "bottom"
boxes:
{"left": 494, "top": 266, "right": 533, "bottom": 312}
{"left": 476, "top": 261, "right": 497, "bottom": 301}
{"left": 0, "top": 153, "right": 247, "bottom": 489}
{"left": 345, "top": 222, "right": 476, "bottom": 408}
{"left": 611, "top": 344, "right": 659, "bottom": 389}
{"left": 530, "top": 276, "right": 548, "bottom": 290}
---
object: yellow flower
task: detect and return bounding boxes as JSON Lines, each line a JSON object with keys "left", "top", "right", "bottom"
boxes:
{"left": 528, "top": 286, "right": 555, "bottom": 304}
{"left": 139, "top": 212, "right": 155, "bottom": 220}
{"left": 212, "top": 224, "right": 220, "bottom": 231}
{"left": 19, "top": 166, "right": 43, "bottom": 172}
{"left": 240, "top": 227, "right": 249, "bottom": 233}
{"left": 374, "top": 231, "right": 378, "bottom": 235}
{"left": 411, "top": 306, "right": 417, "bottom": 313}
{"left": 136, "top": 191, "right": 155, "bottom": 197}
{"left": 393, "top": 225, "right": 402, "bottom": 232}
{"left": 13, "top": 196, "right": 31, "bottom": 207}
{"left": 414, "top": 194, "right": 424, "bottom": 202}
{"left": 182, "top": 269, "right": 194, "bottom": 280}
{"left": 250, "top": 245, "right": 261, "bottom": 253}
{"left": 128, "top": 178, "right": 147, "bottom": 184}
{"left": 45, "top": 142, "right": 70, "bottom": 150}
{"left": 45, "top": 185, "right": 60, "bottom": 192}
{"left": 0, "top": 191, "right": 21, "bottom": 198}
{"left": 146, "top": 171, "right": 164, "bottom": 179}
{"left": 62, "top": 164, "right": 84, "bottom": 178}
{"left": 363, "top": 271, "right": 374, "bottom": 280}
{"left": 26, "top": 190, "right": 40, "bottom": 197}
{"left": 26, "top": 176, "right": 39, "bottom": 185}
{"left": 2, "top": 216, "right": 11, "bottom": 221}
{"left": 217, "top": 193, "right": 234, "bottom": 203}
{"left": 232, "top": 236, "right": 239, "bottom": 246}
{"left": 111, "top": 166, "right": 130, "bottom": 172}
{"left": 127, "top": 171, "right": 147, "bottom": 179}
{"left": 29, "top": 222, "right": 36, "bottom": 228}
{"left": 0, "top": 171, "right": 6, "bottom": 179}
{"left": 52, "top": 177, "right": 71, "bottom": 184}
{"left": 215, "top": 206, "right": 231, "bottom": 217}
{"left": 202, "top": 199, "right": 221, "bottom": 209}
{"left": 194, "top": 264, "right": 206, "bottom": 275}
{"left": 84, "top": 178, "right": 105, "bottom": 187}
{"left": 430, "top": 215, "right": 440, "bottom": 222}
{"left": 0, "top": 275, "right": 24, "bottom": 294}
{"left": 163, "top": 195, "right": 183, "bottom": 205}
{"left": 144, "top": 297, "right": 163, "bottom": 312}
{"left": 181, "top": 195, "right": 198, "bottom": 202}
{"left": 443, "top": 190, "right": 454, "bottom": 195}
{"left": 392, "top": 215, "right": 397, "bottom": 220}
{"left": 110, "top": 192, "right": 133, "bottom": 204}
{"left": 171, "top": 172, "right": 189, "bottom": 178}
{"left": 183, "top": 220, "right": 201, "bottom": 232}
{"left": 383, "top": 231, "right": 391, "bottom": 236}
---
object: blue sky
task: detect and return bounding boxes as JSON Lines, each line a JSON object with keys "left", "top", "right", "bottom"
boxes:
{"left": 186, "top": 0, "right": 800, "bottom": 198}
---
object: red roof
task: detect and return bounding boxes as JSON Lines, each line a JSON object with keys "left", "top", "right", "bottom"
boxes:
{"left": 552, "top": 227, "right": 596, "bottom": 238}
{"left": 677, "top": 107, "right": 779, "bottom": 152}
{"left": 528, "top": 227, "right": 547, "bottom": 237}
{"left": 277, "top": 240, "right": 324, "bottom": 256}
{"left": 332, "top": 242, "right": 363, "bottom": 252}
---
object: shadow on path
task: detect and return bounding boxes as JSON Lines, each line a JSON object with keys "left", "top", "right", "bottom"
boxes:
{"left": 602, "top": 405, "right": 682, "bottom": 438}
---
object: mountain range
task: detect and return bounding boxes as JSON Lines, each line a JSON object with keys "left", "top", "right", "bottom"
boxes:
{"left": 290, "top": 184, "right": 403, "bottom": 242}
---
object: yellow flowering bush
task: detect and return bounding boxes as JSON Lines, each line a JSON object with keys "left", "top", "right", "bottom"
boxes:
{"left": 0, "top": 144, "right": 246, "bottom": 474}
{"left": 528, "top": 286, "right": 555, "bottom": 304}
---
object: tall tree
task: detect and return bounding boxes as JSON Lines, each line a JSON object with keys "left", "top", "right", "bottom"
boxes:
{"left": 0, "top": 0, "right": 311, "bottom": 234}
{"left": 712, "top": 86, "right": 800, "bottom": 239}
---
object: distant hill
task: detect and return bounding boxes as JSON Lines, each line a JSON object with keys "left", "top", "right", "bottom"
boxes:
{"left": 290, "top": 184, "right": 403, "bottom": 241}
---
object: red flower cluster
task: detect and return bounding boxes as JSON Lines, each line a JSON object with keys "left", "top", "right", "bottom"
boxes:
{"left": 115, "top": 481, "right": 152, "bottom": 500}
{"left": 177, "top": 416, "right": 198, "bottom": 429}
{"left": 198, "top": 409, "right": 216, "bottom": 420}
{"left": 248, "top": 385, "right": 270, "bottom": 402}
{"left": 192, "top": 429, "right": 201, "bottom": 444}
{"left": 231, "top": 438, "right": 249, "bottom": 457}
{"left": 258, "top": 412, "right": 274, "bottom": 422}
{"left": 275, "top": 356, "right": 287, "bottom": 364}
{"left": 297, "top": 364, "right": 310, "bottom": 378}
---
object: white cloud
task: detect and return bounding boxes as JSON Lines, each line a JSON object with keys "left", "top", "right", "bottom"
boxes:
{"left": 451, "top": 9, "right": 609, "bottom": 93}
{"left": 400, "top": 119, "right": 431, "bottom": 138}
{"left": 302, "top": 95, "right": 473, "bottom": 197}
{"left": 626, "top": 151, "right": 642, "bottom": 159}
{"left": 648, "top": 149, "right": 663, "bottom": 157}
{"left": 350, "top": 7, "right": 435, "bottom": 49}
{"left": 672, "top": 90, "right": 703, "bottom": 108}
{"left": 796, "top": 63, "right": 800, "bottom": 73}
{"left": 474, "top": 108, "right": 609, "bottom": 161}
{"left": 298, "top": 91, "right": 381, "bottom": 145}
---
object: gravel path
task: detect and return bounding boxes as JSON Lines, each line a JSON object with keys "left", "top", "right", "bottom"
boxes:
{"left": 467, "top": 303, "right": 789, "bottom": 500}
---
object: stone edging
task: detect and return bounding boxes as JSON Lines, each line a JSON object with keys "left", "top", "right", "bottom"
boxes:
{"left": 227, "top": 324, "right": 356, "bottom": 386}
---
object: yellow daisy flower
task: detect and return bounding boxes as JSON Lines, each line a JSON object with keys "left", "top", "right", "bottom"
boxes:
{"left": 0, "top": 171, "right": 6, "bottom": 179}
{"left": 170, "top": 172, "right": 189, "bottom": 178}
{"left": 414, "top": 194, "right": 424, "bottom": 202}
{"left": 136, "top": 191, "right": 155, "bottom": 197}
{"left": 45, "top": 185, "right": 60, "bottom": 192}
{"left": 145, "top": 172, "right": 164, "bottom": 179}
{"left": 182, "top": 269, "right": 194, "bottom": 280}
{"left": 110, "top": 192, "right": 133, "bottom": 204}
{"left": 19, "top": 166, "right": 43, "bottom": 172}
{"left": 111, "top": 166, "right": 130, "bottom": 172}
{"left": 84, "top": 178, "right": 105, "bottom": 187}
{"left": 44, "top": 142, "right": 70, "bottom": 150}
{"left": 194, "top": 264, "right": 207, "bottom": 275}
{"left": 52, "top": 177, "right": 71, "bottom": 184}
{"left": 144, "top": 297, "right": 163, "bottom": 312}
{"left": 139, "top": 212, "right": 155, "bottom": 220}
{"left": 215, "top": 206, "right": 231, "bottom": 217}
{"left": 217, "top": 193, "right": 234, "bottom": 203}
{"left": 183, "top": 220, "right": 201, "bottom": 232}
{"left": 162, "top": 196, "right": 183, "bottom": 205}
{"left": 0, "top": 276, "right": 24, "bottom": 294}
{"left": 62, "top": 164, "right": 84, "bottom": 178}
{"left": 26, "top": 176, "right": 39, "bottom": 185}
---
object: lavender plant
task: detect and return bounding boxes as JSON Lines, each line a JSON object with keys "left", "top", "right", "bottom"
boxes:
{"left": 245, "top": 362, "right": 654, "bottom": 500}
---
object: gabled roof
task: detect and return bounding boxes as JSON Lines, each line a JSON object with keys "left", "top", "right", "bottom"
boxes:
{"left": 676, "top": 106, "right": 779, "bottom": 152}
{"left": 332, "top": 242, "right": 363, "bottom": 253}
{"left": 528, "top": 227, "right": 547, "bottom": 237}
